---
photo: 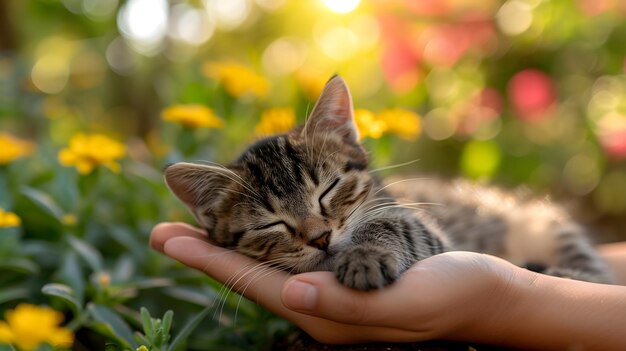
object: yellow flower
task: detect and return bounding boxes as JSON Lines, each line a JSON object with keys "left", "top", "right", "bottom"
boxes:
{"left": 0, "top": 134, "right": 35, "bottom": 165}
{"left": 161, "top": 104, "right": 223, "bottom": 129}
{"left": 254, "top": 108, "right": 296, "bottom": 135}
{"left": 0, "top": 208, "right": 21, "bottom": 228}
{"left": 96, "top": 272, "right": 111, "bottom": 288}
{"left": 0, "top": 304, "right": 74, "bottom": 351}
{"left": 62, "top": 214, "right": 77, "bottom": 226}
{"left": 203, "top": 62, "right": 269, "bottom": 98}
{"left": 377, "top": 108, "right": 422, "bottom": 140}
{"left": 58, "top": 133, "right": 126, "bottom": 175}
{"left": 136, "top": 346, "right": 150, "bottom": 351}
{"left": 354, "top": 109, "right": 388, "bottom": 140}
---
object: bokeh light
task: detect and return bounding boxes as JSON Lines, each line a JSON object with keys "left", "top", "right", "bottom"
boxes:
{"left": 508, "top": 69, "right": 556, "bottom": 121}
{"left": 262, "top": 38, "right": 307, "bottom": 75}
{"left": 117, "top": 0, "right": 168, "bottom": 55}
{"left": 496, "top": 0, "right": 533, "bottom": 36}
{"left": 205, "top": 0, "right": 251, "bottom": 31}
{"left": 168, "top": 4, "right": 215, "bottom": 46}
{"left": 322, "top": 0, "right": 361, "bottom": 14}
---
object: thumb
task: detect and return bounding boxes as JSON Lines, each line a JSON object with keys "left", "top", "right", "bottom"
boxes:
{"left": 281, "top": 272, "right": 400, "bottom": 326}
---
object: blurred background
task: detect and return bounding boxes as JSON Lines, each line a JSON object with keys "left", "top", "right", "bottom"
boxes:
{"left": 1, "top": 0, "right": 626, "bottom": 350}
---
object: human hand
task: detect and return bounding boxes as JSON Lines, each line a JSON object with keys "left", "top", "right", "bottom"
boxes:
{"left": 150, "top": 222, "right": 532, "bottom": 344}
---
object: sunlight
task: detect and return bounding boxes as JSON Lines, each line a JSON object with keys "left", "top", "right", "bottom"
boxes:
{"left": 117, "top": 0, "right": 168, "bottom": 54}
{"left": 322, "top": 0, "right": 360, "bottom": 14}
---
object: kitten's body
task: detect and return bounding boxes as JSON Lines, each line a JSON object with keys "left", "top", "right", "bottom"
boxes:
{"left": 386, "top": 177, "right": 612, "bottom": 283}
{"left": 165, "top": 75, "right": 613, "bottom": 290}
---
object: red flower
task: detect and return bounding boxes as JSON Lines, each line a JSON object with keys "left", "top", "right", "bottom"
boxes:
{"left": 508, "top": 69, "right": 556, "bottom": 121}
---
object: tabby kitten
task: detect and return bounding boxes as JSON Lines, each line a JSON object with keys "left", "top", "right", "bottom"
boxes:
{"left": 164, "top": 75, "right": 613, "bottom": 290}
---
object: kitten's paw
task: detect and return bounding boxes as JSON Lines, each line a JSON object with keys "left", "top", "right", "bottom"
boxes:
{"left": 333, "top": 244, "right": 400, "bottom": 290}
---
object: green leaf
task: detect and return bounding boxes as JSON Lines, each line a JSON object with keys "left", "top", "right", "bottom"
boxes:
{"left": 0, "top": 286, "right": 30, "bottom": 305}
{"left": 88, "top": 303, "right": 137, "bottom": 349}
{"left": 104, "top": 344, "right": 120, "bottom": 351}
{"left": 15, "top": 187, "right": 63, "bottom": 237}
{"left": 51, "top": 167, "right": 79, "bottom": 210}
{"left": 0, "top": 258, "right": 39, "bottom": 274}
{"left": 140, "top": 307, "right": 153, "bottom": 338}
{"left": 19, "top": 186, "right": 64, "bottom": 220}
{"left": 67, "top": 236, "right": 103, "bottom": 271}
{"left": 41, "top": 283, "right": 82, "bottom": 313}
{"left": 163, "top": 287, "right": 215, "bottom": 306}
{"left": 126, "top": 278, "right": 174, "bottom": 290}
{"left": 108, "top": 226, "right": 146, "bottom": 261}
{"left": 134, "top": 332, "right": 150, "bottom": 347}
{"left": 0, "top": 171, "right": 11, "bottom": 208}
{"left": 167, "top": 305, "right": 211, "bottom": 351}
{"left": 162, "top": 310, "right": 173, "bottom": 338}
{"left": 112, "top": 255, "right": 135, "bottom": 283}
{"left": 0, "top": 228, "right": 19, "bottom": 256}
{"left": 56, "top": 252, "right": 85, "bottom": 306}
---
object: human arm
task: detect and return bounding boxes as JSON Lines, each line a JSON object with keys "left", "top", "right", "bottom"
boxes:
{"left": 150, "top": 222, "right": 626, "bottom": 349}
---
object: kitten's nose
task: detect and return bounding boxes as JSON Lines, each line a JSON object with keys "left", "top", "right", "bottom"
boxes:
{"left": 307, "top": 230, "right": 331, "bottom": 251}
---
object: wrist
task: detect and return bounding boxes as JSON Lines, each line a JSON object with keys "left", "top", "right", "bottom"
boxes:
{"left": 459, "top": 265, "right": 626, "bottom": 350}
{"left": 436, "top": 255, "right": 538, "bottom": 343}
{"left": 441, "top": 256, "right": 537, "bottom": 343}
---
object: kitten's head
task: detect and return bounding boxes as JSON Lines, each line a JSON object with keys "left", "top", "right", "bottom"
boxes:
{"left": 164, "top": 75, "right": 374, "bottom": 272}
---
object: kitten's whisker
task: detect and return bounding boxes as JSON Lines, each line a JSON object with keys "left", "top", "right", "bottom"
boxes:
{"left": 235, "top": 263, "right": 293, "bottom": 321}
{"left": 210, "top": 187, "right": 257, "bottom": 201}
{"left": 368, "top": 159, "right": 421, "bottom": 174}
{"left": 359, "top": 201, "right": 403, "bottom": 213}
{"left": 196, "top": 160, "right": 263, "bottom": 199}
{"left": 212, "top": 260, "right": 262, "bottom": 321}
{"left": 315, "top": 126, "right": 332, "bottom": 171}
{"left": 357, "top": 203, "right": 442, "bottom": 221}
{"left": 318, "top": 151, "right": 340, "bottom": 171}
{"left": 303, "top": 102, "right": 313, "bottom": 161}
{"left": 374, "top": 177, "right": 432, "bottom": 196}
{"left": 215, "top": 258, "right": 288, "bottom": 323}
{"left": 233, "top": 264, "right": 281, "bottom": 323}
{"left": 344, "top": 188, "right": 375, "bottom": 222}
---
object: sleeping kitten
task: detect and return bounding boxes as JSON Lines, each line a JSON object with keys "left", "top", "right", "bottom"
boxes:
{"left": 164, "top": 75, "right": 613, "bottom": 290}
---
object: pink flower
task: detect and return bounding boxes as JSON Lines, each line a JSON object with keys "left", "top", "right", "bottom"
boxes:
{"left": 577, "top": 0, "right": 612, "bottom": 16}
{"left": 378, "top": 15, "right": 422, "bottom": 92}
{"left": 420, "top": 19, "right": 494, "bottom": 68}
{"left": 508, "top": 69, "right": 556, "bottom": 121}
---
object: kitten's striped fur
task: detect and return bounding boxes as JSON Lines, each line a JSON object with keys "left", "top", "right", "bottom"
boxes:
{"left": 165, "top": 75, "right": 613, "bottom": 290}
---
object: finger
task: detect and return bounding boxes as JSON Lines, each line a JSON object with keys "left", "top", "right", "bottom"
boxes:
{"left": 281, "top": 270, "right": 430, "bottom": 329}
{"left": 161, "top": 237, "right": 426, "bottom": 343}
{"left": 163, "top": 236, "right": 291, "bottom": 312}
{"left": 150, "top": 222, "right": 207, "bottom": 253}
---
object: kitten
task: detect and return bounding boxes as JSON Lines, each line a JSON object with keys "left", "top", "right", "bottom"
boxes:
{"left": 164, "top": 75, "right": 613, "bottom": 290}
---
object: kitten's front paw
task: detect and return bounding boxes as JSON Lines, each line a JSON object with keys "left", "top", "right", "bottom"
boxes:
{"left": 333, "top": 244, "right": 400, "bottom": 290}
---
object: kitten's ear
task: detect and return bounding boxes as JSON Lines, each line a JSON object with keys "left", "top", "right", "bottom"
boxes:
{"left": 303, "top": 75, "right": 359, "bottom": 144}
{"left": 164, "top": 162, "right": 233, "bottom": 227}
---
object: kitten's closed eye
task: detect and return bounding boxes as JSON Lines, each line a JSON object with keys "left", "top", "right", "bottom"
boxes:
{"left": 253, "top": 221, "right": 285, "bottom": 230}
{"left": 253, "top": 220, "right": 294, "bottom": 233}
{"left": 319, "top": 178, "right": 340, "bottom": 216}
